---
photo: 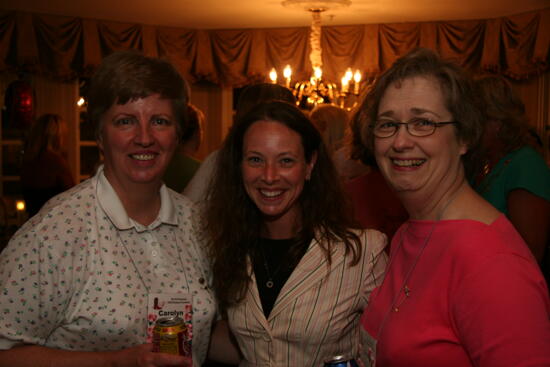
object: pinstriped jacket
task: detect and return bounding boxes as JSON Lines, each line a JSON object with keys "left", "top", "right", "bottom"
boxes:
{"left": 227, "top": 229, "right": 387, "bottom": 367}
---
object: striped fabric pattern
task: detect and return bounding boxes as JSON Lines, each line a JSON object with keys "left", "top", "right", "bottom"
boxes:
{"left": 227, "top": 229, "right": 388, "bottom": 366}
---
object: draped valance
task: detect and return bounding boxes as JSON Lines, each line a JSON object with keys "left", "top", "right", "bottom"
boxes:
{"left": 0, "top": 8, "right": 548, "bottom": 85}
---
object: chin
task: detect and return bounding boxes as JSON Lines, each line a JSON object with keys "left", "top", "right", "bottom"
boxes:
{"left": 130, "top": 173, "right": 163, "bottom": 185}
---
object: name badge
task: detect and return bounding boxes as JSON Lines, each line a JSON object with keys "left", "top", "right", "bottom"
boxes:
{"left": 147, "top": 293, "right": 193, "bottom": 343}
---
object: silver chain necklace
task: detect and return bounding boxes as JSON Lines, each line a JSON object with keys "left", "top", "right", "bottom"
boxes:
{"left": 260, "top": 244, "right": 284, "bottom": 289}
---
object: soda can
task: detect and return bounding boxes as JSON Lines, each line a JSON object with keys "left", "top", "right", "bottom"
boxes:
{"left": 152, "top": 316, "right": 187, "bottom": 356}
{"left": 324, "top": 355, "right": 359, "bottom": 367}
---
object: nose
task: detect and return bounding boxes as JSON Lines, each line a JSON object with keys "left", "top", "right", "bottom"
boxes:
{"left": 135, "top": 122, "right": 154, "bottom": 146}
{"left": 261, "top": 162, "right": 279, "bottom": 183}
{"left": 391, "top": 124, "right": 415, "bottom": 151}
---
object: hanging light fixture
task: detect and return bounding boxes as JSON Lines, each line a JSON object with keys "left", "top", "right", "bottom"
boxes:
{"left": 269, "top": 0, "right": 370, "bottom": 110}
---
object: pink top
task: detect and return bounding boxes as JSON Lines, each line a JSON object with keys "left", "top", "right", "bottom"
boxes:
{"left": 361, "top": 215, "right": 550, "bottom": 367}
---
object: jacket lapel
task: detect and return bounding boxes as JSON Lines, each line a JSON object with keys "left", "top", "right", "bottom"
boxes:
{"left": 246, "top": 262, "right": 274, "bottom": 332}
{"left": 268, "top": 238, "right": 346, "bottom": 321}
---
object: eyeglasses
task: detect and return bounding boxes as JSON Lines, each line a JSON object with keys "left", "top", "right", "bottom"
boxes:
{"left": 371, "top": 118, "right": 459, "bottom": 138}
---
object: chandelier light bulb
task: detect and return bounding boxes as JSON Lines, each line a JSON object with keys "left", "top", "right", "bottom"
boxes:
{"left": 283, "top": 65, "right": 292, "bottom": 79}
{"left": 344, "top": 68, "right": 353, "bottom": 80}
{"left": 353, "top": 70, "right": 361, "bottom": 94}
{"left": 341, "top": 76, "right": 350, "bottom": 93}
{"left": 314, "top": 66, "right": 323, "bottom": 80}
{"left": 283, "top": 65, "right": 292, "bottom": 88}
{"left": 353, "top": 70, "right": 361, "bottom": 83}
{"left": 269, "top": 68, "right": 278, "bottom": 83}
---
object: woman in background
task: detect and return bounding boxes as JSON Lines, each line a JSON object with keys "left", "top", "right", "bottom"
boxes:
{"left": 359, "top": 48, "right": 549, "bottom": 366}
{"left": 343, "top": 111, "right": 407, "bottom": 241}
{"left": 164, "top": 103, "right": 205, "bottom": 192}
{"left": 205, "top": 101, "right": 387, "bottom": 365}
{"left": 310, "top": 104, "right": 369, "bottom": 181}
{"left": 474, "top": 75, "right": 550, "bottom": 263}
{"left": 21, "top": 113, "right": 75, "bottom": 216}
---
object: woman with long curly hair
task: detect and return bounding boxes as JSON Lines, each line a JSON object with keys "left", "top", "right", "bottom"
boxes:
{"left": 204, "top": 100, "right": 387, "bottom": 365}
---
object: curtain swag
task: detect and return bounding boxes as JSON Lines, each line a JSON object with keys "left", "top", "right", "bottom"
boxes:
{"left": 0, "top": 8, "right": 548, "bottom": 85}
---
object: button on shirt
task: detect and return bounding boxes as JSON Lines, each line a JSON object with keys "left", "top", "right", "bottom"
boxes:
{"left": 0, "top": 166, "right": 216, "bottom": 367}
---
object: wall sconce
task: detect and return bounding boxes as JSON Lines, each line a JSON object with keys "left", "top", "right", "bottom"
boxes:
{"left": 15, "top": 200, "right": 25, "bottom": 212}
{"left": 15, "top": 200, "right": 27, "bottom": 226}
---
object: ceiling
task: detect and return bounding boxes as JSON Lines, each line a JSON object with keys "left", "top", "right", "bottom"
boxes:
{"left": 1, "top": 0, "right": 549, "bottom": 29}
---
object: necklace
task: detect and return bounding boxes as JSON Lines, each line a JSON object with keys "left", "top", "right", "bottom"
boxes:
{"left": 370, "top": 183, "right": 465, "bottom": 338}
{"left": 389, "top": 222, "right": 435, "bottom": 313}
{"left": 372, "top": 220, "right": 436, "bottom": 338}
{"left": 260, "top": 243, "right": 285, "bottom": 289}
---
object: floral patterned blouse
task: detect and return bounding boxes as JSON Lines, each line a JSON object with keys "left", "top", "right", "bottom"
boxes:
{"left": 0, "top": 166, "right": 216, "bottom": 367}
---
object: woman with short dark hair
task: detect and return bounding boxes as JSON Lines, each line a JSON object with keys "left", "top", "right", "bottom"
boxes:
{"left": 0, "top": 51, "right": 213, "bottom": 367}
{"left": 359, "top": 48, "right": 550, "bottom": 366}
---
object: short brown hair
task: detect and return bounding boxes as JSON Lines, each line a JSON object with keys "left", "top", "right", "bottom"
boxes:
{"left": 358, "top": 48, "right": 484, "bottom": 178}
{"left": 87, "top": 50, "right": 188, "bottom": 140}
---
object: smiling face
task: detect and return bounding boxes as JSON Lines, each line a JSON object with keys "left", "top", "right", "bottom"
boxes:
{"left": 98, "top": 93, "right": 179, "bottom": 192}
{"left": 242, "top": 120, "right": 317, "bottom": 236}
{"left": 374, "top": 76, "right": 467, "bottom": 196}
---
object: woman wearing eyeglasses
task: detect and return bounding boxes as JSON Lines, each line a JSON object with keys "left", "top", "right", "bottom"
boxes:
{"left": 358, "top": 48, "right": 550, "bottom": 367}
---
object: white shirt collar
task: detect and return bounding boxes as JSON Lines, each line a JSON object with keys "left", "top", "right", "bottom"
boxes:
{"left": 95, "top": 165, "right": 178, "bottom": 231}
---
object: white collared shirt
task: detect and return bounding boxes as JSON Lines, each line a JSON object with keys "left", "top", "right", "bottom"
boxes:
{"left": 0, "top": 166, "right": 216, "bottom": 366}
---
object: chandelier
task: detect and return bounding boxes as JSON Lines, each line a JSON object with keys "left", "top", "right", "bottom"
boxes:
{"left": 268, "top": 0, "right": 369, "bottom": 110}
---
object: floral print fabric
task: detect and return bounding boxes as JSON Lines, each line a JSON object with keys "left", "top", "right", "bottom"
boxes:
{"left": 0, "top": 166, "right": 216, "bottom": 367}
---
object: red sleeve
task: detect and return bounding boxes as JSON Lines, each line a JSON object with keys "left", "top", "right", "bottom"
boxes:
{"left": 452, "top": 253, "right": 550, "bottom": 367}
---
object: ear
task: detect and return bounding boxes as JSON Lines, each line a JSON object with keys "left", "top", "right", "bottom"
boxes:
{"left": 97, "top": 134, "right": 104, "bottom": 152}
{"left": 305, "top": 151, "right": 318, "bottom": 180}
{"left": 458, "top": 139, "right": 468, "bottom": 156}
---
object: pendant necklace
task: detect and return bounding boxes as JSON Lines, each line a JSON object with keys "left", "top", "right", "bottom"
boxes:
{"left": 260, "top": 244, "right": 284, "bottom": 289}
{"left": 369, "top": 184, "right": 465, "bottom": 339}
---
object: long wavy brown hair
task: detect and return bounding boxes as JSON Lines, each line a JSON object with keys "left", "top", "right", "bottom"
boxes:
{"left": 204, "top": 101, "right": 361, "bottom": 311}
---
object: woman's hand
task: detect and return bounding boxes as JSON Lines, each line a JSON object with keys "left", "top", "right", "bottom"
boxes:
{"left": 113, "top": 343, "right": 192, "bottom": 367}
{"left": 0, "top": 343, "right": 191, "bottom": 367}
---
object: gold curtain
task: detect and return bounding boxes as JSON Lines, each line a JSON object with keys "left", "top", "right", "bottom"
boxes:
{"left": 0, "top": 8, "right": 548, "bottom": 85}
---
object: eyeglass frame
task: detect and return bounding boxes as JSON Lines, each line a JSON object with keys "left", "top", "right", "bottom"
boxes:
{"left": 370, "top": 118, "right": 459, "bottom": 138}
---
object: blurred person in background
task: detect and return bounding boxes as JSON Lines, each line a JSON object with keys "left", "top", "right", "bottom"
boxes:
{"left": 164, "top": 103, "right": 205, "bottom": 192}
{"left": 21, "top": 113, "right": 75, "bottom": 217}
{"left": 473, "top": 75, "right": 550, "bottom": 264}
{"left": 343, "top": 110, "right": 407, "bottom": 242}
{"left": 310, "top": 104, "right": 369, "bottom": 181}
